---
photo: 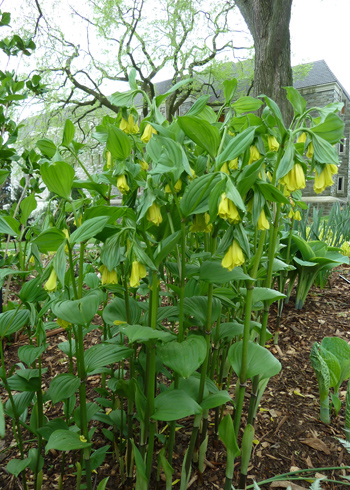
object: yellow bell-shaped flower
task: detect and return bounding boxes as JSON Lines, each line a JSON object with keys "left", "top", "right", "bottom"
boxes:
{"left": 147, "top": 202, "right": 163, "bottom": 226}
{"left": 44, "top": 269, "right": 57, "bottom": 293}
{"left": 130, "top": 261, "right": 147, "bottom": 288}
{"left": 117, "top": 175, "right": 130, "bottom": 195}
{"left": 141, "top": 123, "right": 157, "bottom": 143}
{"left": 165, "top": 179, "right": 182, "bottom": 194}
{"left": 288, "top": 209, "right": 294, "bottom": 219}
{"left": 63, "top": 229, "right": 70, "bottom": 254}
{"left": 140, "top": 160, "right": 149, "bottom": 171}
{"left": 228, "top": 158, "right": 238, "bottom": 170}
{"left": 297, "top": 132, "right": 307, "bottom": 144}
{"left": 99, "top": 265, "right": 118, "bottom": 285}
{"left": 120, "top": 114, "right": 139, "bottom": 134}
{"left": 57, "top": 318, "right": 71, "bottom": 329}
{"left": 190, "top": 213, "right": 212, "bottom": 233}
{"left": 248, "top": 145, "right": 260, "bottom": 165}
{"left": 106, "top": 151, "right": 113, "bottom": 169}
{"left": 220, "top": 162, "right": 230, "bottom": 174}
{"left": 314, "top": 164, "right": 338, "bottom": 194}
{"left": 279, "top": 164, "right": 305, "bottom": 192}
{"left": 306, "top": 142, "right": 314, "bottom": 158}
{"left": 222, "top": 240, "right": 245, "bottom": 271}
{"left": 257, "top": 209, "right": 270, "bottom": 231}
{"left": 294, "top": 210, "right": 301, "bottom": 221}
{"left": 267, "top": 135, "right": 279, "bottom": 152}
{"left": 218, "top": 193, "right": 240, "bottom": 224}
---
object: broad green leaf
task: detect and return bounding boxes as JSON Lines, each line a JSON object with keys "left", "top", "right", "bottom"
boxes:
{"left": 106, "top": 126, "right": 131, "bottom": 160}
{"left": 0, "top": 169, "right": 10, "bottom": 186}
{"left": 84, "top": 344, "right": 132, "bottom": 373}
{"left": 232, "top": 96, "right": 263, "bottom": 114}
{"left": 261, "top": 95, "right": 287, "bottom": 137}
{"left": 225, "top": 177, "right": 246, "bottom": 210}
{"left": 200, "top": 390, "right": 231, "bottom": 410}
{"left": 311, "top": 133, "right": 339, "bottom": 165}
{"left": 199, "top": 261, "right": 252, "bottom": 284}
{"left": 223, "top": 79, "right": 238, "bottom": 105}
{"left": 36, "top": 138, "right": 57, "bottom": 158}
{"left": 103, "top": 296, "right": 141, "bottom": 325}
{"left": 311, "top": 113, "right": 344, "bottom": 145}
{"left": 20, "top": 193, "right": 37, "bottom": 225}
{"left": 152, "top": 390, "right": 202, "bottom": 421}
{"left": 236, "top": 158, "right": 264, "bottom": 196}
{"left": 33, "top": 228, "right": 66, "bottom": 253}
{"left": 52, "top": 291, "right": 102, "bottom": 325}
{"left": 155, "top": 78, "right": 194, "bottom": 107}
{"left": 215, "top": 127, "right": 256, "bottom": 167}
{"left": 275, "top": 140, "right": 295, "bottom": 181}
{"left": 5, "top": 391, "right": 34, "bottom": 418}
{"left": 7, "top": 458, "right": 30, "bottom": 477}
{"left": 0, "top": 216, "right": 19, "bottom": 236}
{"left": 177, "top": 116, "right": 220, "bottom": 159}
{"left": 36, "top": 418, "right": 69, "bottom": 441}
{"left": 285, "top": 86, "right": 306, "bottom": 115}
{"left": 48, "top": 374, "right": 80, "bottom": 404}
{"left": 183, "top": 296, "right": 221, "bottom": 327}
{"left": 292, "top": 234, "right": 316, "bottom": 261}
{"left": 18, "top": 345, "right": 46, "bottom": 367}
{"left": 62, "top": 119, "right": 75, "bottom": 147}
{"left": 218, "top": 414, "right": 240, "bottom": 457}
{"left": 228, "top": 341, "right": 281, "bottom": 380}
{"left": 0, "top": 309, "right": 30, "bottom": 338}
{"left": 45, "top": 430, "right": 92, "bottom": 453}
{"left": 120, "top": 325, "right": 172, "bottom": 343}
{"left": 257, "top": 182, "right": 289, "bottom": 204}
{"left": 40, "top": 161, "right": 74, "bottom": 200}
{"left": 185, "top": 95, "right": 210, "bottom": 117}
{"left": 53, "top": 242, "right": 66, "bottom": 288}
{"left": 70, "top": 216, "right": 109, "bottom": 244}
{"left": 180, "top": 173, "right": 221, "bottom": 216}
{"left": 157, "top": 336, "right": 207, "bottom": 378}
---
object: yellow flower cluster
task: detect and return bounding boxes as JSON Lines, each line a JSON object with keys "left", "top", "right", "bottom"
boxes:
{"left": 130, "top": 261, "right": 147, "bottom": 288}
{"left": 314, "top": 164, "right": 338, "bottom": 194}
{"left": 288, "top": 209, "right": 301, "bottom": 221}
{"left": 279, "top": 164, "right": 305, "bottom": 193}
{"left": 165, "top": 179, "right": 182, "bottom": 194}
{"left": 218, "top": 193, "right": 240, "bottom": 224}
{"left": 120, "top": 114, "right": 139, "bottom": 134}
{"left": 222, "top": 240, "right": 245, "bottom": 271}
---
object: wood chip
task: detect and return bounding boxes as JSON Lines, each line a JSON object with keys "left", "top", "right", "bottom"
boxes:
{"left": 300, "top": 437, "right": 331, "bottom": 455}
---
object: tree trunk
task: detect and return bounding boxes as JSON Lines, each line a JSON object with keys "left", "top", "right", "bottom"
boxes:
{"left": 235, "top": 0, "right": 294, "bottom": 123}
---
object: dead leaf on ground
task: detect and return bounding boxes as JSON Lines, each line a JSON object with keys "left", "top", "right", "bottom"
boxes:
{"left": 270, "top": 481, "right": 307, "bottom": 490}
{"left": 300, "top": 437, "right": 331, "bottom": 455}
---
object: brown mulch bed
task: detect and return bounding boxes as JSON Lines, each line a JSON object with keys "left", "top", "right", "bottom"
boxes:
{"left": 1, "top": 268, "right": 350, "bottom": 489}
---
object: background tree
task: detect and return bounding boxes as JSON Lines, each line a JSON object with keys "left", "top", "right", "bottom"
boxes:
{"left": 235, "top": 0, "right": 294, "bottom": 122}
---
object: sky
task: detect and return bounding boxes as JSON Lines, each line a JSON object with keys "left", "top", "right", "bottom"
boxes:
{"left": 2, "top": 0, "right": 350, "bottom": 97}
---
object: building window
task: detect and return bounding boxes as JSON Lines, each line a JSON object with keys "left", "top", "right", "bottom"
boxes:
{"left": 337, "top": 175, "right": 344, "bottom": 193}
{"left": 339, "top": 138, "right": 346, "bottom": 155}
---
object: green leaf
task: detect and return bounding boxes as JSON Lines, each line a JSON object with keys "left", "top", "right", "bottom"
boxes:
{"left": 20, "top": 193, "right": 37, "bottom": 225}
{"left": 180, "top": 173, "right": 221, "bottom": 216}
{"left": 48, "top": 374, "right": 80, "bottom": 405}
{"left": 223, "top": 79, "right": 238, "bottom": 105}
{"left": 62, "top": 119, "right": 75, "bottom": 147}
{"left": 152, "top": 390, "right": 202, "bottom": 421}
{"left": 183, "top": 296, "right": 221, "bottom": 327}
{"left": 284, "top": 86, "right": 306, "bottom": 115}
{"left": 199, "top": 261, "right": 252, "bottom": 284}
{"left": 52, "top": 291, "right": 102, "bottom": 325}
{"left": 232, "top": 96, "right": 263, "bottom": 114}
{"left": 185, "top": 95, "right": 211, "bottom": 117}
{"left": 216, "top": 127, "right": 256, "bottom": 167}
{"left": 5, "top": 391, "right": 34, "bottom": 418}
{"left": 33, "top": 228, "right": 66, "bottom": 253}
{"left": 7, "top": 458, "right": 30, "bottom": 477}
{"left": 70, "top": 216, "right": 109, "bottom": 244}
{"left": 103, "top": 297, "right": 141, "bottom": 325}
{"left": 155, "top": 78, "right": 194, "bottom": 107}
{"left": 257, "top": 182, "right": 289, "bottom": 204}
{"left": 228, "top": 341, "right": 281, "bottom": 380}
{"left": 106, "top": 126, "right": 131, "bottom": 160}
{"left": 36, "top": 138, "right": 57, "bottom": 158}
{"left": 120, "top": 325, "right": 172, "bottom": 343}
{"left": 236, "top": 158, "right": 264, "bottom": 196}
{"left": 109, "top": 89, "right": 139, "bottom": 107}
{"left": 53, "top": 242, "right": 66, "bottom": 288}
{"left": 18, "top": 345, "right": 46, "bottom": 367}
{"left": 311, "top": 133, "right": 339, "bottom": 165}
{"left": 275, "top": 139, "right": 295, "bottom": 181}
{"left": 40, "top": 161, "right": 74, "bottom": 200}
{"left": 261, "top": 95, "right": 286, "bottom": 137}
{"left": 200, "top": 390, "right": 231, "bottom": 410}
{"left": 0, "top": 309, "right": 30, "bottom": 338}
{"left": 157, "top": 336, "right": 207, "bottom": 378}
{"left": 218, "top": 414, "right": 240, "bottom": 457}
{"left": 84, "top": 344, "right": 132, "bottom": 374}
{"left": 154, "top": 231, "right": 181, "bottom": 267}
{"left": 177, "top": 116, "right": 220, "bottom": 159}
{"left": 45, "top": 430, "right": 92, "bottom": 453}
{"left": 96, "top": 477, "right": 110, "bottom": 490}
{"left": 311, "top": 113, "right": 344, "bottom": 145}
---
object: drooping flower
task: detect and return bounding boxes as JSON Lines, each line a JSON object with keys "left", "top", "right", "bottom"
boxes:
{"left": 189, "top": 168, "right": 196, "bottom": 180}
{"left": 220, "top": 162, "right": 230, "bottom": 174}
{"left": 57, "top": 318, "right": 71, "bottom": 329}
{"left": 314, "top": 164, "right": 338, "bottom": 194}
{"left": 165, "top": 179, "right": 182, "bottom": 193}
{"left": 257, "top": 209, "right": 270, "bottom": 230}
{"left": 218, "top": 193, "right": 240, "bottom": 224}
{"left": 294, "top": 210, "right": 301, "bottom": 221}
{"left": 117, "top": 175, "right": 130, "bottom": 195}
{"left": 147, "top": 202, "right": 163, "bottom": 226}
{"left": 63, "top": 229, "right": 70, "bottom": 254}
{"left": 99, "top": 265, "right": 118, "bottom": 285}
{"left": 141, "top": 123, "right": 157, "bottom": 143}
{"left": 222, "top": 240, "right": 245, "bottom": 271}
{"left": 267, "top": 135, "right": 279, "bottom": 152}
{"left": 228, "top": 158, "right": 238, "bottom": 170}
{"left": 120, "top": 114, "right": 139, "bottom": 134}
{"left": 279, "top": 164, "right": 306, "bottom": 192}
{"left": 106, "top": 151, "right": 113, "bottom": 169}
{"left": 288, "top": 209, "right": 294, "bottom": 219}
{"left": 140, "top": 160, "right": 149, "bottom": 171}
{"left": 130, "top": 261, "right": 147, "bottom": 288}
{"left": 297, "top": 132, "right": 307, "bottom": 144}
{"left": 306, "top": 142, "right": 314, "bottom": 158}
{"left": 190, "top": 213, "right": 212, "bottom": 233}
{"left": 248, "top": 145, "right": 260, "bottom": 165}
{"left": 44, "top": 269, "right": 57, "bottom": 293}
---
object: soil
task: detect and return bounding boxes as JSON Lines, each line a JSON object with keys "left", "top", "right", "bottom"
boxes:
{"left": 1, "top": 267, "right": 350, "bottom": 490}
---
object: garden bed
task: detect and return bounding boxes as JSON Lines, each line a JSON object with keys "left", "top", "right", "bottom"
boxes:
{"left": 1, "top": 267, "right": 350, "bottom": 490}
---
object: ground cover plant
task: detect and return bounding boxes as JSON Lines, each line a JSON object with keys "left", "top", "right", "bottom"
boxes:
{"left": 1, "top": 60, "right": 349, "bottom": 490}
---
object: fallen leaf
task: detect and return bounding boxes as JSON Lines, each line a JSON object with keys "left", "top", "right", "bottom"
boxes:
{"left": 300, "top": 438, "right": 331, "bottom": 455}
{"left": 294, "top": 389, "right": 305, "bottom": 398}
{"left": 270, "top": 481, "right": 308, "bottom": 489}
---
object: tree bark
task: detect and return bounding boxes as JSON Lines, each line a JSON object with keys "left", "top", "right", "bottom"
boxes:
{"left": 235, "top": 0, "right": 294, "bottom": 123}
